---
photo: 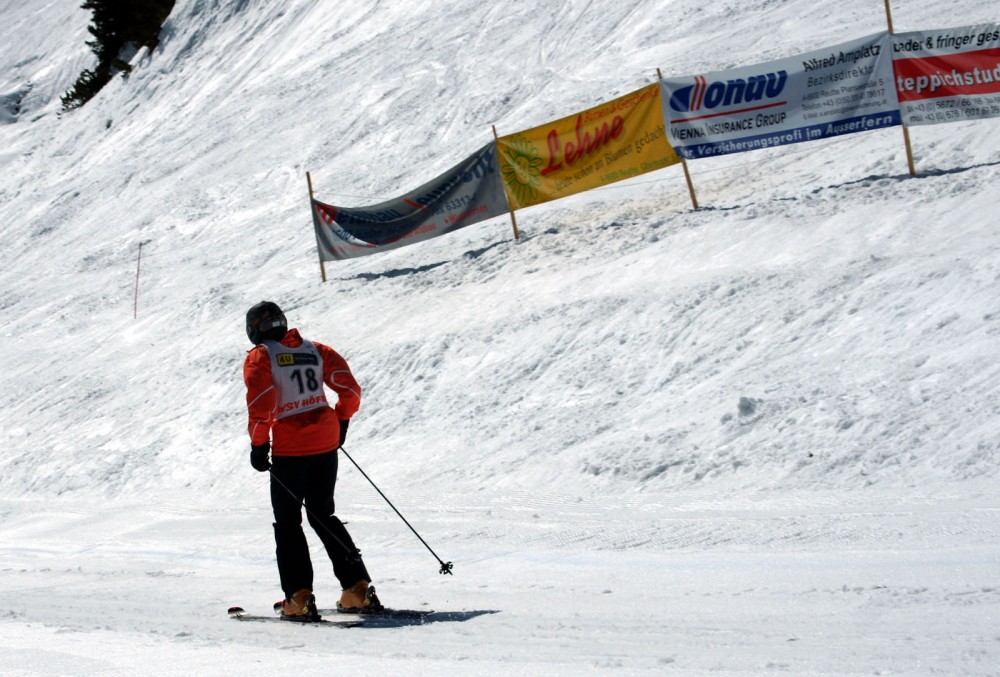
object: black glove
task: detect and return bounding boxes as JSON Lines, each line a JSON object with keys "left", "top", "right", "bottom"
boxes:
{"left": 338, "top": 419, "right": 350, "bottom": 447}
{"left": 250, "top": 442, "right": 271, "bottom": 472}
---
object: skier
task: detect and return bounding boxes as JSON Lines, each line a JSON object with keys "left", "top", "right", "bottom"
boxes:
{"left": 243, "top": 300, "right": 381, "bottom": 619}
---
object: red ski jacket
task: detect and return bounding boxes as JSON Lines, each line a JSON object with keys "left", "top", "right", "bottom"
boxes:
{"left": 243, "top": 328, "right": 361, "bottom": 456}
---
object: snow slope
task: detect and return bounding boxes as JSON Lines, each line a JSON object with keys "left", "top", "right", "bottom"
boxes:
{"left": 1, "top": 0, "right": 998, "bottom": 674}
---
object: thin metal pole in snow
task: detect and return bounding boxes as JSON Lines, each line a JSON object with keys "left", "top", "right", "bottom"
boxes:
{"left": 133, "top": 241, "right": 143, "bottom": 320}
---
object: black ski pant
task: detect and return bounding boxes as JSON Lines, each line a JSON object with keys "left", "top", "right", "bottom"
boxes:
{"left": 270, "top": 450, "right": 371, "bottom": 598}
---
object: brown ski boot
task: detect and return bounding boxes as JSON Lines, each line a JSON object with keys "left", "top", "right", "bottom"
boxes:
{"left": 279, "top": 588, "right": 320, "bottom": 622}
{"left": 337, "top": 580, "right": 383, "bottom": 613}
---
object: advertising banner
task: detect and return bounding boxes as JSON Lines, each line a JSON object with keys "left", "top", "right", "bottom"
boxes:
{"left": 311, "top": 142, "right": 509, "bottom": 260}
{"left": 496, "top": 84, "right": 681, "bottom": 210}
{"left": 661, "top": 32, "right": 900, "bottom": 159}
{"left": 891, "top": 23, "right": 1000, "bottom": 126}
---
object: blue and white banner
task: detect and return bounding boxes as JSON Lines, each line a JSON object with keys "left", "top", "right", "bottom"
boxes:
{"left": 312, "top": 142, "right": 509, "bottom": 260}
{"left": 660, "top": 32, "right": 900, "bottom": 159}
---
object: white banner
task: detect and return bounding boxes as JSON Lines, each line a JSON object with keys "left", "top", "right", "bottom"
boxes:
{"left": 892, "top": 24, "right": 1000, "bottom": 126}
{"left": 661, "top": 32, "right": 900, "bottom": 159}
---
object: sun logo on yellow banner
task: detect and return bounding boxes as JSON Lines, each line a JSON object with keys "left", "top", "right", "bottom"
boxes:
{"left": 500, "top": 135, "right": 543, "bottom": 207}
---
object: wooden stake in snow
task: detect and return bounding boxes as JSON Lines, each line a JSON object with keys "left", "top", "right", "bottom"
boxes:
{"left": 658, "top": 68, "right": 699, "bottom": 210}
{"left": 491, "top": 124, "right": 521, "bottom": 241}
{"left": 307, "top": 171, "right": 328, "bottom": 283}
{"left": 884, "top": 0, "right": 917, "bottom": 176}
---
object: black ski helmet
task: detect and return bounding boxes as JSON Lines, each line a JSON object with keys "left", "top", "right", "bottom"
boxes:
{"left": 246, "top": 301, "right": 287, "bottom": 345}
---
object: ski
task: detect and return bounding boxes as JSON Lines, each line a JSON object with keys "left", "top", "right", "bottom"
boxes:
{"left": 269, "top": 600, "right": 432, "bottom": 618}
{"left": 329, "top": 607, "right": 434, "bottom": 619}
{"left": 227, "top": 606, "right": 364, "bottom": 627}
{"left": 317, "top": 585, "right": 433, "bottom": 619}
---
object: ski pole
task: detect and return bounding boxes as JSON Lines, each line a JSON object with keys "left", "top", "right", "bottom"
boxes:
{"left": 268, "top": 469, "right": 356, "bottom": 558}
{"left": 339, "top": 445, "right": 454, "bottom": 575}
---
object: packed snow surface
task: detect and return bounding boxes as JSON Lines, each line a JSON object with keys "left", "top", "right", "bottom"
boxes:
{"left": 1, "top": 0, "right": 998, "bottom": 674}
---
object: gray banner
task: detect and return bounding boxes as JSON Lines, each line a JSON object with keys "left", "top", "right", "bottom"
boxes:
{"left": 312, "top": 143, "right": 509, "bottom": 261}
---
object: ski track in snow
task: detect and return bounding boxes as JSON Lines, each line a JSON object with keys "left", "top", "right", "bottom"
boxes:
{"left": 1, "top": 0, "right": 999, "bottom": 674}
{"left": 1, "top": 492, "right": 999, "bottom": 675}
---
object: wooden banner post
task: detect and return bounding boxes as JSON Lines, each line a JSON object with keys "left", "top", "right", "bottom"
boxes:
{"left": 658, "top": 68, "right": 699, "bottom": 209}
{"left": 306, "top": 172, "right": 328, "bottom": 283}
{"left": 491, "top": 125, "right": 521, "bottom": 240}
{"left": 680, "top": 157, "right": 699, "bottom": 210}
{"left": 884, "top": 0, "right": 917, "bottom": 176}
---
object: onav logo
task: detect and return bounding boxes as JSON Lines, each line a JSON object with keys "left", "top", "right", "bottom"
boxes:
{"left": 669, "top": 71, "right": 789, "bottom": 114}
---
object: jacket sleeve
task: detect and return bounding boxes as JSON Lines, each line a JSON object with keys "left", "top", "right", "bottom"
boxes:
{"left": 243, "top": 347, "right": 276, "bottom": 445}
{"left": 316, "top": 342, "right": 361, "bottom": 420}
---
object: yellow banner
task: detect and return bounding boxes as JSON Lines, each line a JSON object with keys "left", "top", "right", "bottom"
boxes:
{"left": 497, "top": 84, "right": 680, "bottom": 210}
